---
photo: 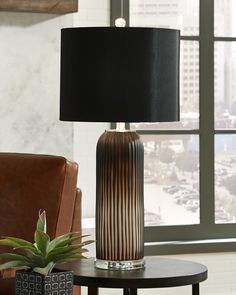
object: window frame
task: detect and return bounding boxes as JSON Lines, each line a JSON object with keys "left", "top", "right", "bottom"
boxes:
{"left": 111, "top": 0, "right": 236, "bottom": 254}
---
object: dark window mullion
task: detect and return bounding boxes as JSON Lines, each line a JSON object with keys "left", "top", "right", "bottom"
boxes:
{"left": 215, "top": 130, "right": 236, "bottom": 134}
{"left": 199, "top": 0, "right": 215, "bottom": 225}
{"left": 214, "top": 37, "right": 236, "bottom": 42}
{"left": 146, "top": 223, "right": 236, "bottom": 243}
{"left": 137, "top": 130, "right": 199, "bottom": 135}
{"left": 181, "top": 36, "right": 200, "bottom": 41}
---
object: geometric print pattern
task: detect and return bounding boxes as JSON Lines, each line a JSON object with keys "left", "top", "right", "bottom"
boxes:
{"left": 15, "top": 269, "right": 73, "bottom": 295}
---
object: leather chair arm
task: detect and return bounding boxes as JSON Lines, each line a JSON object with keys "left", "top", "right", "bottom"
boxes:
{"left": 71, "top": 188, "right": 82, "bottom": 233}
{"left": 0, "top": 268, "right": 17, "bottom": 279}
{"left": 0, "top": 260, "right": 27, "bottom": 279}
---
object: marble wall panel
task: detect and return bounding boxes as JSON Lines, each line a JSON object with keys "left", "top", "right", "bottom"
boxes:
{"left": 0, "top": 12, "right": 73, "bottom": 158}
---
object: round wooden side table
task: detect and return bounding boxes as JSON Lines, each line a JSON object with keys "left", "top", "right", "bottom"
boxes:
{"left": 57, "top": 256, "right": 208, "bottom": 295}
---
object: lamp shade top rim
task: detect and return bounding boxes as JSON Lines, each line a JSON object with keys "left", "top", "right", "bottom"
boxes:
{"left": 61, "top": 26, "right": 180, "bottom": 33}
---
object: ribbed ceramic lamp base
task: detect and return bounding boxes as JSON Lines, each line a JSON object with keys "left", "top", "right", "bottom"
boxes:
{"left": 95, "top": 130, "right": 144, "bottom": 270}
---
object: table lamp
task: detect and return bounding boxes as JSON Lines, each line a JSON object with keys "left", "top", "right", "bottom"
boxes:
{"left": 60, "top": 27, "right": 180, "bottom": 270}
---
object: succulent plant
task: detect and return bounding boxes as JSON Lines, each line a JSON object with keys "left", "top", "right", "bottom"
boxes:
{"left": 0, "top": 211, "right": 93, "bottom": 275}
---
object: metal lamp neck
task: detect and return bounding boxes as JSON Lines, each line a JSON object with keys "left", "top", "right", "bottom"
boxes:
{"left": 116, "top": 122, "right": 126, "bottom": 132}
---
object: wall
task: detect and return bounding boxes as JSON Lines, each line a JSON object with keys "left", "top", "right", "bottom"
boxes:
{"left": 0, "top": 12, "right": 73, "bottom": 158}
{"left": 1, "top": 1, "right": 236, "bottom": 295}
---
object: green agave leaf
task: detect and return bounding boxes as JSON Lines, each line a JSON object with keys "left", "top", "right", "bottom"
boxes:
{"left": 33, "top": 261, "right": 55, "bottom": 276}
{"left": 14, "top": 245, "right": 40, "bottom": 256}
{"left": 11, "top": 247, "right": 46, "bottom": 268}
{"left": 47, "top": 236, "right": 78, "bottom": 253}
{"left": 47, "top": 243, "right": 89, "bottom": 257}
{"left": 34, "top": 230, "right": 50, "bottom": 255}
{"left": 55, "top": 253, "right": 87, "bottom": 264}
{"left": 47, "top": 233, "right": 89, "bottom": 253}
{"left": 0, "top": 251, "right": 42, "bottom": 269}
{"left": 28, "top": 255, "right": 46, "bottom": 268}
{"left": 36, "top": 210, "right": 47, "bottom": 233}
{"left": 0, "top": 237, "right": 34, "bottom": 248}
{"left": 0, "top": 211, "right": 92, "bottom": 272}
{"left": 15, "top": 249, "right": 46, "bottom": 268}
{"left": 52, "top": 236, "right": 93, "bottom": 252}
{"left": 0, "top": 260, "right": 32, "bottom": 270}
{"left": 47, "top": 239, "right": 93, "bottom": 256}
{"left": 0, "top": 253, "right": 30, "bottom": 262}
{"left": 50, "top": 252, "right": 84, "bottom": 263}
{"left": 46, "top": 248, "right": 88, "bottom": 264}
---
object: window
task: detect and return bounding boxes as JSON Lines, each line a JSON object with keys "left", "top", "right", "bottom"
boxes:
{"left": 111, "top": 0, "right": 236, "bottom": 254}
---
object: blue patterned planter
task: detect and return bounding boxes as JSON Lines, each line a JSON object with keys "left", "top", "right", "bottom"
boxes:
{"left": 15, "top": 269, "right": 73, "bottom": 295}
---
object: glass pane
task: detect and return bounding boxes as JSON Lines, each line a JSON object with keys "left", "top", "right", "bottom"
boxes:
{"left": 130, "top": 0, "right": 199, "bottom": 36}
{"left": 215, "top": 134, "right": 236, "bottom": 223}
{"left": 215, "top": 42, "right": 236, "bottom": 129}
{"left": 143, "top": 134, "right": 199, "bottom": 226}
{"left": 131, "top": 41, "right": 199, "bottom": 131}
{"left": 215, "top": 0, "right": 236, "bottom": 37}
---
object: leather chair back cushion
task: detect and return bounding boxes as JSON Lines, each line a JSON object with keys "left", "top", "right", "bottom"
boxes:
{"left": 0, "top": 153, "right": 78, "bottom": 245}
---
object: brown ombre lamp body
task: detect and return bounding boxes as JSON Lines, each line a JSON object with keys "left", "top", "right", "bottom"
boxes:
{"left": 96, "top": 129, "right": 144, "bottom": 269}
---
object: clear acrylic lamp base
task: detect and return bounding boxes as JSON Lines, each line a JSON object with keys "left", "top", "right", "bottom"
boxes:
{"left": 95, "top": 258, "right": 145, "bottom": 270}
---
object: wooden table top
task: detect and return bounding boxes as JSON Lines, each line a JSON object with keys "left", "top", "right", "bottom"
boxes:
{"left": 57, "top": 256, "right": 208, "bottom": 289}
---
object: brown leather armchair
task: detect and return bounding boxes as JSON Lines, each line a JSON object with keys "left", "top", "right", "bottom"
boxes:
{"left": 0, "top": 152, "right": 81, "bottom": 295}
